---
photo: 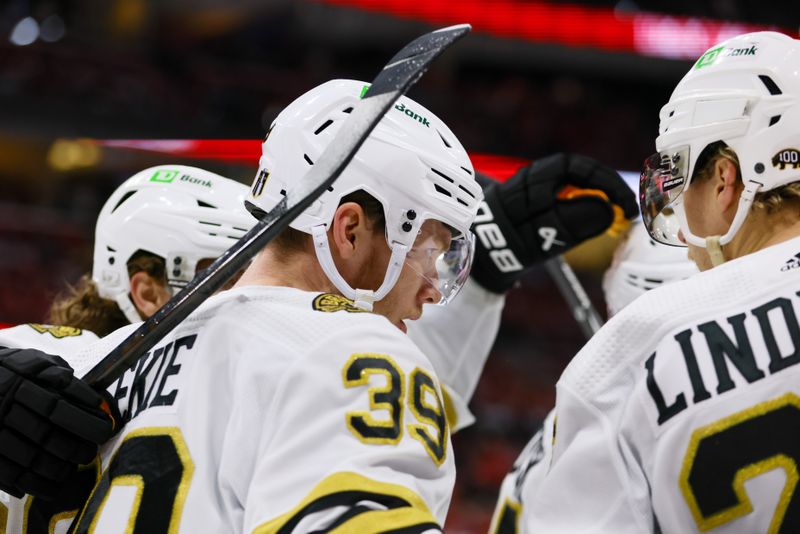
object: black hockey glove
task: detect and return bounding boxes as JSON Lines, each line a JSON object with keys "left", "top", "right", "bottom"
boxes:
{"left": 0, "top": 347, "right": 117, "bottom": 500}
{"left": 470, "top": 153, "right": 639, "bottom": 293}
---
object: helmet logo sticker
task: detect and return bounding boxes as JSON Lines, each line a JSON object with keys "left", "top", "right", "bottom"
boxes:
{"left": 772, "top": 149, "right": 800, "bottom": 170}
{"left": 663, "top": 175, "right": 685, "bottom": 192}
{"left": 252, "top": 169, "right": 270, "bottom": 198}
{"left": 394, "top": 102, "right": 431, "bottom": 127}
{"left": 150, "top": 170, "right": 213, "bottom": 188}
{"left": 150, "top": 169, "right": 180, "bottom": 183}
{"left": 695, "top": 44, "right": 757, "bottom": 69}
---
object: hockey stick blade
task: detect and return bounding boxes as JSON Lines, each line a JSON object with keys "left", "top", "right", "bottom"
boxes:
{"left": 543, "top": 255, "right": 604, "bottom": 340}
{"left": 82, "top": 23, "right": 471, "bottom": 389}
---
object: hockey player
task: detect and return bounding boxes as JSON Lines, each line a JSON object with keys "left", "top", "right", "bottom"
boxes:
{"left": 17, "top": 79, "right": 484, "bottom": 532}
{"left": 517, "top": 31, "right": 800, "bottom": 532}
{"left": 2, "top": 164, "right": 253, "bottom": 346}
{"left": 489, "top": 221, "right": 698, "bottom": 533}
{"left": 0, "top": 165, "right": 255, "bottom": 529}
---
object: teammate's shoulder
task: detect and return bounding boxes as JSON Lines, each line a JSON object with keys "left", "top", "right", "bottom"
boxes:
{"left": 0, "top": 323, "right": 99, "bottom": 350}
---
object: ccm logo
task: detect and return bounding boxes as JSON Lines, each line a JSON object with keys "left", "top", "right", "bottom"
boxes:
{"left": 473, "top": 201, "right": 523, "bottom": 273}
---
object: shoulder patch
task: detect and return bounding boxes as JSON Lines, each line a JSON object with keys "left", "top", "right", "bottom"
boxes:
{"left": 27, "top": 324, "right": 84, "bottom": 338}
{"left": 312, "top": 294, "right": 369, "bottom": 313}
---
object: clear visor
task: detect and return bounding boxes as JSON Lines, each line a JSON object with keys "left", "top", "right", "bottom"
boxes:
{"left": 404, "top": 219, "right": 475, "bottom": 305}
{"left": 639, "top": 145, "right": 690, "bottom": 247}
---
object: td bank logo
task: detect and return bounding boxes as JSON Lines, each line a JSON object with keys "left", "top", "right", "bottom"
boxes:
{"left": 149, "top": 170, "right": 212, "bottom": 187}
{"left": 695, "top": 44, "right": 757, "bottom": 69}
{"left": 150, "top": 169, "right": 180, "bottom": 183}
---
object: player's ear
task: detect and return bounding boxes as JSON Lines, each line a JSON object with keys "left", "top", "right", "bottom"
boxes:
{"left": 129, "top": 271, "right": 171, "bottom": 319}
{"left": 714, "top": 157, "right": 742, "bottom": 215}
{"left": 330, "top": 202, "right": 369, "bottom": 260}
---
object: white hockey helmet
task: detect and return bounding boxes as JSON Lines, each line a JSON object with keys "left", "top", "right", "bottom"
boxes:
{"left": 640, "top": 31, "right": 800, "bottom": 252}
{"left": 602, "top": 222, "right": 698, "bottom": 316}
{"left": 93, "top": 165, "right": 253, "bottom": 323}
{"left": 246, "top": 79, "right": 482, "bottom": 310}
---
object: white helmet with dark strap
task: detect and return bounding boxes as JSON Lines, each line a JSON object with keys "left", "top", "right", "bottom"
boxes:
{"left": 93, "top": 165, "right": 253, "bottom": 323}
{"left": 640, "top": 31, "right": 800, "bottom": 262}
{"left": 246, "top": 79, "right": 482, "bottom": 310}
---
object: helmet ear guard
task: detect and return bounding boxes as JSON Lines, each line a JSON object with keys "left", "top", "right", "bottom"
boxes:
{"left": 248, "top": 79, "right": 482, "bottom": 308}
{"left": 641, "top": 32, "right": 800, "bottom": 259}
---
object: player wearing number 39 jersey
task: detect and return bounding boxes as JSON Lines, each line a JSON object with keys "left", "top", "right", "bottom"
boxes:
{"left": 58, "top": 78, "right": 482, "bottom": 533}
{"left": 520, "top": 32, "right": 800, "bottom": 533}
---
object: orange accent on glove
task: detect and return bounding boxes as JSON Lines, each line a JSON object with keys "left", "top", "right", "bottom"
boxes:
{"left": 557, "top": 185, "right": 631, "bottom": 237}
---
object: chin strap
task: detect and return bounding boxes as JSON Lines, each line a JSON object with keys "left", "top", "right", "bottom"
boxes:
{"left": 114, "top": 293, "right": 143, "bottom": 325}
{"left": 705, "top": 235, "right": 726, "bottom": 267}
{"left": 311, "top": 224, "right": 408, "bottom": 311}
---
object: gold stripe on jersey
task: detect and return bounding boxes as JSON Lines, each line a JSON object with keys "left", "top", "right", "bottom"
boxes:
{"left": 407, "top": 368, "right": 449, "bottom": 467}
{"left": 251, "top": 471, "right": 438, "bottom": 534}
{"left": 489, "top": 497, "right": 521, "bottom": 534}
{"left": 327, "top": 507, "right": 439, "bottom": 533}
{"left": 680, "top": 393, "right": 800, "bottom": 533}
{"left": 0, "top": 501, "right": 7, "bottom": 533}
{"left": 27, "top": 324, "right": 83, "bottom": 338}
{"left": 343, "top": 353, "right": 405, "bottom": 445}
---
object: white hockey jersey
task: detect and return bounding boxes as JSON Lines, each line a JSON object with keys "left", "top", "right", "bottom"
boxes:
{"left": 53, "top": 285, "right": 455, "bottom": 534}
{"left": 522, "top": 236, "right": 800, "bottom": 533}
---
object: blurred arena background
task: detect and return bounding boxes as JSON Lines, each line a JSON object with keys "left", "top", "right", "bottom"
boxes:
{"left": 0, "top": 1, "right": 797, "bottom": 531}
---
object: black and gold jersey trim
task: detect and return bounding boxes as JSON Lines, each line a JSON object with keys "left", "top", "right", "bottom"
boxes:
{"left": 252, "top": 471, "right": 440, "bottom": 534}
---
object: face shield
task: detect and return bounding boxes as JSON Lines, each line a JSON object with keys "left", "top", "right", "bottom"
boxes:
{"left": 639, "top": 146, "right": 691, "bottom": 247}
{"left": 403, "top": 219, "right": 475, "bottom": 305}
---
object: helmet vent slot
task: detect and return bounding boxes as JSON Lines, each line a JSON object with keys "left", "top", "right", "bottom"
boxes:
{"left": 759, "top": 75, "right": 782, "bottom": 95}
{"left": 200, "top": 221, "right": 222, "bottom": 227}
{"left": 437, "top": 130, "right": 452, "bottom": 148}
{"left": 314, "top": 119, "right": 334, "bottom": 135}
{"left": 342, "top": 107, "right": 353, "bottom": 114}
{"left": 304, "top": 154, "right": 314, "bottom": 166}
{"left": 460, "top": 166, "right": 473, "bottom": 176}
{"left": 769, "top": 115, "right": 782, "bottom": 127}
{"left": 111, "top": 191, "right": 137, "bottom": 213}
{"left": 280, "top": 189, "right": 287, "bottom": 196}
{"left": 197, "top": 200, "right": 217, "bottom": 208}
{"left": 431, "top": 168, "right": 454, "bottom": 183}
{"left": 458, "top": 184, "right": 476, "bottom": 199}
{"left": 434, "top": 184, "right": 452, "bottom": 197}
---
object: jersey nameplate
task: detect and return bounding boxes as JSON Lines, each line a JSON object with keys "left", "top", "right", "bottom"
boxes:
{"left": 645, "top": 293, "right": 800, "bottom": 426}
{"left": 27, "top": 324, "right": 83, "bottom": 338}
{"left": 312, "top": 294, "right": 369, "bottom": 313}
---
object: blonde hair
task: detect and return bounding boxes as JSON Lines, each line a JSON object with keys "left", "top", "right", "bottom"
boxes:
{"left": 693, "top": 142, "right": 800, "bottom": 214}
{"left": 47, "top": 252, "right": 166, "bottom": 337}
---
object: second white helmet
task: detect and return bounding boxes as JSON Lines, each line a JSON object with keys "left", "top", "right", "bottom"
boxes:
{"left": 93, "top": 165, "right": 253, "bottom": 323}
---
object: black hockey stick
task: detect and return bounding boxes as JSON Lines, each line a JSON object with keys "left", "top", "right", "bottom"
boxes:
{"left": 543, "top": 255, "right": 604, "bottom": 339}
{"left": 82, "top": 24, "right": 472, "bottom": 389}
